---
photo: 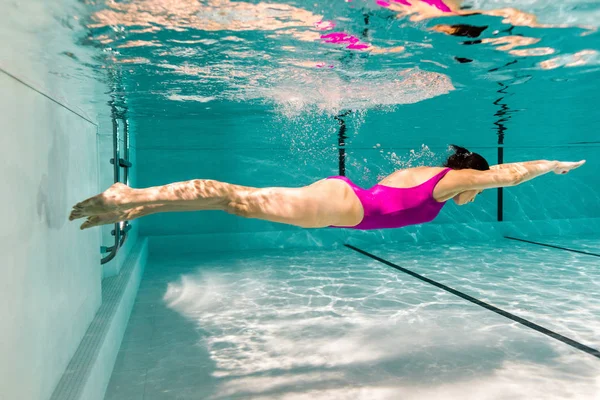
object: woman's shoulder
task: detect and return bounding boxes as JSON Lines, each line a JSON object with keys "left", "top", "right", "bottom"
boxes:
{"left": 391, "top": 166, "right": 448, "bottom": 178}
{"left": 391, "top": 165, "right": 446, "bottom": 174}
{"left": 378, "top": 166, "right": 448, "bottom": 186}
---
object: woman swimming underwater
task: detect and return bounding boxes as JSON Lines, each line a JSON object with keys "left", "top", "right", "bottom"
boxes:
{"left": 69, "top": 145, "right": 585, "bottom": 230}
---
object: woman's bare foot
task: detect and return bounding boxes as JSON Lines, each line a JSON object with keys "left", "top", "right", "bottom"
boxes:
{"left": 79, "top": 206, "right": 143, "bottom": 230}
{"left": 69, "top": 183, "right": 134, "bottom": 220}
{"left": 80, "top": 211, "right": 123, "bottom": 230}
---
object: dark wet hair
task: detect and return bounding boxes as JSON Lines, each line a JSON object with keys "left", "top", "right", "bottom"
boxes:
{"left": 443, "top": 145, "right": 489, "bottom": 171}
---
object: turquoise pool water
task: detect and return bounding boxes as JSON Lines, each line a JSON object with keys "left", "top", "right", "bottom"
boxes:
{"left": 74, "top": 0, "right": 600, "bottom": 398}
{"left": 80, "top": 0, "right": 600, "bottom": 238}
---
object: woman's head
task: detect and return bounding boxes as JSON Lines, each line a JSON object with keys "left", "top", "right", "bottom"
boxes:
{"left": 444, "top": 145, "right": 489, "bottom": 205}
{"left": 443, "top": 144, "right": 489, "bottom": 171}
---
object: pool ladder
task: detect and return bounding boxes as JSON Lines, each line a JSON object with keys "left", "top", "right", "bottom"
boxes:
{"left": 100, "top": 107, "right": 132, "bottom": 264}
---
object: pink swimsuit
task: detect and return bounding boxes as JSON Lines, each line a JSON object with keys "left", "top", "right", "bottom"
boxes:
{"left": 326, "top": 168, "right": 452, "bottom": 230}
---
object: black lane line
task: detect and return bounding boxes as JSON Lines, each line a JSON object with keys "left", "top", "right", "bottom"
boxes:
{"left": 344, "top": 244, "right": 600, "bottom": 360}
{"left": 505, "top": 236, "right": 600, "bottom": 258}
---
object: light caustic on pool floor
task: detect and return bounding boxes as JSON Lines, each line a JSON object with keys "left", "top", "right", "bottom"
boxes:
{"left": 107, "top": 240, "right": 600, "bottom": 400}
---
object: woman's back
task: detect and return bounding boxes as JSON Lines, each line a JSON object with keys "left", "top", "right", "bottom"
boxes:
{"left": 377, "top": 166, "right": 448, "bottom": 189}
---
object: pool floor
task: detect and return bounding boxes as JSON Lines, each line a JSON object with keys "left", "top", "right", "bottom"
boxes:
{"left": 105, "top": 237, "right": 600, "bottom": 399}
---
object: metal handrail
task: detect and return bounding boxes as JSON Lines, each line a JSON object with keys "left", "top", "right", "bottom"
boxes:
{"left": 101, "top": 105, "right": 132, "bottom": 265}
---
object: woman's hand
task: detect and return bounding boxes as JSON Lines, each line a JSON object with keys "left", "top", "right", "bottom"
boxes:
{"left": 554, "top": 160, "right": 586, "bottom": 174}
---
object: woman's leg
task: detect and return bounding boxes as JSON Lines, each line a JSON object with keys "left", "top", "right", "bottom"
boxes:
{"left": 77, "top": 202, "right": 217, "bottom": 230}
{"left": 70, "top": 179, "right": 238, "bottom": 215}
{"left": 71, "top": 178, "right": 364, "bottom": 230}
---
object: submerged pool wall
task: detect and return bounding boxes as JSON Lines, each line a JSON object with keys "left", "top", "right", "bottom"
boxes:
{"left": 0, "top": 2, "right": 142, "bottom": 399}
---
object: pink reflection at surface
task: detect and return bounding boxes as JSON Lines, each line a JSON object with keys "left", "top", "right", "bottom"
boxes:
{"left": 314, "top": 20, "right": 336, "bottom": 31}
{"left": 377, "top": 0, "right": 450, "bottom": 12}
{"left": 315, "top": 62, "right": 334, "bottom": 68}
{"left": 320, "top": 32, "right": 370, "bottom": 51}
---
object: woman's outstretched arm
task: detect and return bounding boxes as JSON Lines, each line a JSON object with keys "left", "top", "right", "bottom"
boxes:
{"left": 438, "top": 159, "right": 586, "bottom": 195}
{"left": 489, "top": 160, "right": 560, "bottom": 172}
{"left": 489, "top": 160, "right": 551, "bottom": 171}
{"left": 490, "top": 160, "right": 586, "bottom": 178}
